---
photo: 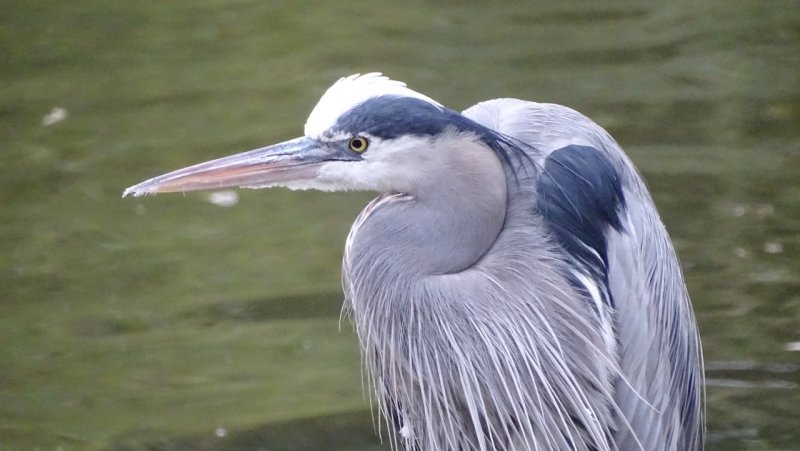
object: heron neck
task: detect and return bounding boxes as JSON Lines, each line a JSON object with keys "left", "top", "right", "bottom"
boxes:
{"left": 348, "top": 138, "right": 507, "bottom": 277}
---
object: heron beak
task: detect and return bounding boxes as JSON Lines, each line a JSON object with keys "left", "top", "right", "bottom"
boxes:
{"left": 123, "top": 136, "right": 351, "bottom": 197}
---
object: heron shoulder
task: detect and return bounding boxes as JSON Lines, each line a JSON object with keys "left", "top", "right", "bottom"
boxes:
{"left": 466, "top": 98, "right": 703, "bottom": 447}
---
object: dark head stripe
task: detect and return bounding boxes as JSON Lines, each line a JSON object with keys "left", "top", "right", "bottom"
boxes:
{"left": 332, "top": 95, "right": 533, "bottom": 175}
{"left": 333, "top": 96, "right": 452, "bottom": 139}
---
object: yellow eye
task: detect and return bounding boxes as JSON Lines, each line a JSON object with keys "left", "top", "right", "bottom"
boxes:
{"left": 348, "top": 136, "right": 369, "bottom": 153}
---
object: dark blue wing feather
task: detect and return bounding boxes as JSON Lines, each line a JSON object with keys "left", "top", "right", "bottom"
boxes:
{"left": 536, "top": 144, "right": 627, "bottom": 308}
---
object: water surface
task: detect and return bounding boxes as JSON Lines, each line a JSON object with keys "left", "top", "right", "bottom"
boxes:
{"left": 1, "top": 0, "right": 798, "bottom": 449}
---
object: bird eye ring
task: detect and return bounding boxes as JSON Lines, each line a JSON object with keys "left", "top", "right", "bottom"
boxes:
{"left": 348, "top": 136, "right": 369, "bottom": 153}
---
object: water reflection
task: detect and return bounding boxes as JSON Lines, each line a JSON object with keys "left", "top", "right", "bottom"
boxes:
{"left": 706, "top": 360, "right": 799, "bottom": 390}
{"left": 107, "top": 411, "right": 388, "bottom": 451}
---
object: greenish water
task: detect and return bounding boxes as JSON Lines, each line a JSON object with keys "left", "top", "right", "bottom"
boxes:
{"left": 2, "top": 0, "right": 799, "bottom": 449}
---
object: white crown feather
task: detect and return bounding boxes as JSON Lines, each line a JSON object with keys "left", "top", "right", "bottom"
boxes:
{"left": 304, "top": 73, "right": 442, "bottom": 139}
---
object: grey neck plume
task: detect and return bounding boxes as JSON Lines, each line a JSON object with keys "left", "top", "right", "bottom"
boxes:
{"left": 351, "top": 135, "right": 507, "bottom": 276}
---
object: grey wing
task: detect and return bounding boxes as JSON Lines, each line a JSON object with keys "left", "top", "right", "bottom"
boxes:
{"left": 607, "top": 190, "right": 704, "bottom": 450}
{"left": 464, "top": 99, "right": 704, "bottom": 450}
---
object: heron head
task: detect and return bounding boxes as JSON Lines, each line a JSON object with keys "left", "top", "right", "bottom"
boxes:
{"left": 124, "top": 73, "right": 489, "bottom": 197}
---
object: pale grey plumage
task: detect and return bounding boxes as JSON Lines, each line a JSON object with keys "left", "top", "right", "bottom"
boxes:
{"left": 339, "top": 98, "right": 703, "bottom": 450}
{"left": 465, "top": 99, "right": 704, "bottom": 450}
{"left": 123, "top": 74, "right": 704, "bottom": 451}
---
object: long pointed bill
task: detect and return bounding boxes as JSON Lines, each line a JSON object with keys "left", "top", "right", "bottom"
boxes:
{"left": 123, "top": 137, "right": 351, "bottom": 197}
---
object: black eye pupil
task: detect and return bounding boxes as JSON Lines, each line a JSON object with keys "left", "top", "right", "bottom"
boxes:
{"left": 350, "top": 137, "right": 368, "bottom": 152}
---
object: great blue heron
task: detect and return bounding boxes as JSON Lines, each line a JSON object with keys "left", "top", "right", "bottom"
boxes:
{"left": 124, "top": 73, "right": 704, "bottom": 450}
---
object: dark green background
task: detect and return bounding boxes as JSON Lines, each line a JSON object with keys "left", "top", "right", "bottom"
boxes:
{"left": 2, "top": 0, "right": 798, "bottom": 449}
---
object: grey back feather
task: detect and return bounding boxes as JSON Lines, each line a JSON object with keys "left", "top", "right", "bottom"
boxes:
{"left": 466, "top": 99, "right": 704, "bottom": 449}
